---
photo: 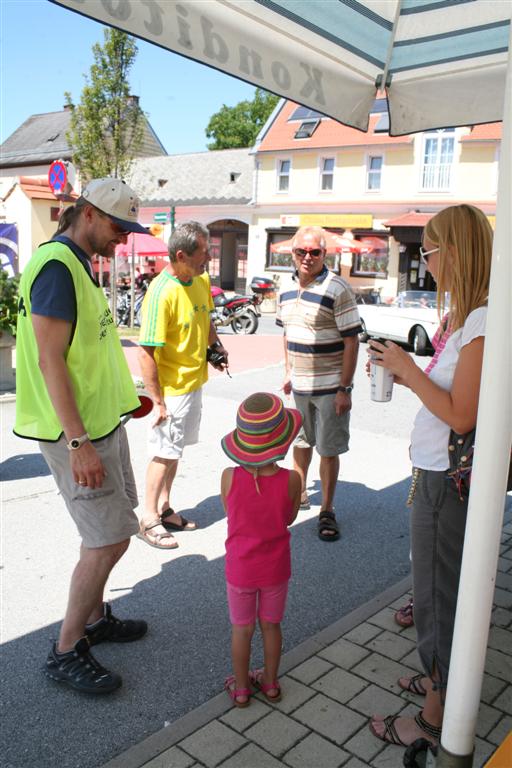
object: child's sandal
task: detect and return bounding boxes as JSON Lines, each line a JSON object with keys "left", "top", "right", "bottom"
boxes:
{"left": 224, "top": 675, "right": 251, "bottom": 708}
{"left": 249, "top": 669, "right": 282, "bottom": 702}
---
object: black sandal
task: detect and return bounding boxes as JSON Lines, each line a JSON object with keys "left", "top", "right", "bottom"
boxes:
{"left": 317, "top": 510, "right": 340, "bottom": 541}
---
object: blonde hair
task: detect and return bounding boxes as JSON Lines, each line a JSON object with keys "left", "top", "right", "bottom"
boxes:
{"left": 291, "top": 226, "right": 326, "bottom": 250}
{"left": 424, "top": 204, "right": 492, "bottom": 331}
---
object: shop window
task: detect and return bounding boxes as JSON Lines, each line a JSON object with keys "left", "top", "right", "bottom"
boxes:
{"left": 237, "top": 242, "right": 248, "bottom": 278}
{"left": 366, "top": 156, "right": 382, "bottom": 191}
{"left": 420, "top": 130, "right": 454, "bottom": 191}
{"left": 208, "top": 235, "right": 221, "bottom": 278}
{"left": 277, "top": 159, "right": 291, "bottom": 192}
{"left": 351, "top": 235, "right": 389, "bottom": 278}
{"left": 267, "top": 232, "right": 295, "bottom": 270}
{"left": 320, "top": 158, "right": 335, "bottom": 191}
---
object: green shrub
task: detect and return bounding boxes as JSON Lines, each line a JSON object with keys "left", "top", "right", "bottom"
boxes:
{"left": 0, "top": 267, "right": 20, "bottom": 337}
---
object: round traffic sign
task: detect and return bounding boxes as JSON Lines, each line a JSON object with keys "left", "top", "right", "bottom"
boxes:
{"left": 48, "top": 160, "right": 68, "bottom": 193}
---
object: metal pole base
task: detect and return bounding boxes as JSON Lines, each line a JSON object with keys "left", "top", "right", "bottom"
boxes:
{"left": 436, "top": 743, "right": 474, "bottom": 768}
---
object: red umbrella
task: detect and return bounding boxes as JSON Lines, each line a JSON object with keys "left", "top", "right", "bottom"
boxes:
{"left": 116, "top": 233, "right": 169, "bottom": 274}
{"left": 271, "top": 230, "right": 367, "bottom": 254}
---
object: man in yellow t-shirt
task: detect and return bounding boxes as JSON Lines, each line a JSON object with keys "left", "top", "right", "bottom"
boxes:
{"left": 138, "top": 221, "right": 228, "bottom": 549}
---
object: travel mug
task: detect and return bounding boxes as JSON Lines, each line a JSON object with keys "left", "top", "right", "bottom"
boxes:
{"left": 370, "top": 340, "right": 394, "bottom": 402}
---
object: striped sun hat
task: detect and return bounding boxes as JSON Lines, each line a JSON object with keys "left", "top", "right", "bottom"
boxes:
{"left": 221, "top": 392, "right": 302, "bottom": 467}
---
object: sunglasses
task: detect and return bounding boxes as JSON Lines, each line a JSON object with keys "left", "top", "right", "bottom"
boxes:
{"left": 419, "top": 245, "right": 439, "bottom": 265}
{"left": 293, "top": 247, "right": 324, "bottom": 259}
{"left": 95, "top": 208, "right": 130, "bottom": 237}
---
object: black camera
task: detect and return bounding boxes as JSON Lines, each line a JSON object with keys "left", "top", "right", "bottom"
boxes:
{"left": 207, "top": 342, "right": 229, "bottom": 374}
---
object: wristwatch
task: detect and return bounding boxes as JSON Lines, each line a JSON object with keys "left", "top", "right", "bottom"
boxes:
{"left": 66, "top": 433, "right": 90, "bottom": 451}
{"left": 337, "top": 384, "right": 354, "bottom": 394}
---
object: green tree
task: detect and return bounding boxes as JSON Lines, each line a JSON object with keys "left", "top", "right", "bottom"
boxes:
{"left": 65, "top": 28, "right": 144, "bottom": 180}
{"left": 0, "top": 268, "right": 20, "bottom": 337}
{"left": 206, "top": 89, "right": 279, "bottom": 150}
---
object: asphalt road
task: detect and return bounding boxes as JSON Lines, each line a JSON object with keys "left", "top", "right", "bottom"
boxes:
{"left": 1, "top": 337, "right": 428, "bottom": 768}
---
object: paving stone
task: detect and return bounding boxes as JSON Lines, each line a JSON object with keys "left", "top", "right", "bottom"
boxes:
{"left": 283, "top": 732, "right": 350, "bottom": 768}
{"left": 501, "top": 546, "right": 512, "bottom": 560}
{"left": 480, "top": 673, "right": 507, "bottom": 705}
{"left": 485, "top": 647, "right": 512, "bottom": 680}
{"left": 293, "top": 693, "right": 366, "bottom": 746}
{"left": 343, "top": 622, "right": 382, "bottom": 647}
{"left": 495, "top": 570, "right": 512, "bottom": 590}
{"left": 487, "top": 714, "right": 512, "bottom": 746}
{"left": 288, "top": 656, "right": 333, "bottom": 685}
{"left": 143, "top": 746, "right": 195, "bottom": 768}
{"left": 389, "top": 594, "right": 412, "bottom": 611}
{"left": 245, "top": 710, "right": 308, "bottom": 757}
{"left": 473, "top": 736, "right": 498, "bottom": 767}
{"left": 492, "top": 686, "right": 512, "bottom": 715}
{"left": 370, "top": 743, "right": 408, "bottom": 767}
{"left": 311, "top": 667, "right": 367, "bottom": 704}
{"left": 261, "top": 676, "right": 316, "bottom": 714}
{"left": 343, "top": 759, "right": 369, "bottom": 768}
{"left": 180, "top": 721, "right": 247, "bottom": 767}
{"left": 220, "top": 696, "right": 271, "bottom": 731}
{"left": 494, "top": 587, "right": 512, "bottom": 609}
{"left": 497, "top": 557, "right": 511, "bottom": 573}
{"left": 366, "top": 608, "right": 401, "bottom": 634}
{"left": 348, "top": 684, "right": 405, "bottom": 718}
{"left": 344, "top": 724, "right": 383, "bottom": 763}
{"left": 318, "top": 638, "right": 371, "bottom": 670}
{"left": 365, "top": 630, "right": 416, "bottom": 662}
{"left": 397, "top": 624, "right": 416, "bottom": 642}
{"left": 217, "top": 743, "right": 285, "bottom": 768}
{"left": 351, "top": 652, "right": 418, "bottom": 694}
{"left": 398, "top": 648, "right": 422, "bottom": 672}
{"left": 492, "top": 607, "right": 512, "bottom": 628}
{"left": 475, "top": 702, "right": 504, "bottom": 739}
{"left": 488, "top": 625, "right": 512, "bottom": 656}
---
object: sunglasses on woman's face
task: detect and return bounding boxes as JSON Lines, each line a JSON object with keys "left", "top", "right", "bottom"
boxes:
{"left": 419, "top": 245, "right": 439, "bottom": 265}
{"left": 293, "top": 247, "right": 324, "bottom": 259}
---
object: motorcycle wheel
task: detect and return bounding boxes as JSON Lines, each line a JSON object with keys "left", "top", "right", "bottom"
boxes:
{"left": 232, "top": 311, "right": 259, "bottom": 334}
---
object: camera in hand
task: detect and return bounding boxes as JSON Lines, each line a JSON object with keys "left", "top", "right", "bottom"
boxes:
{"left": 207, "top": 345, "right": 227, "bottom": 367}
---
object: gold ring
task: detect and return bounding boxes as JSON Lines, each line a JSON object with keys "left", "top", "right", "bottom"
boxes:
{"left": 78, "top": 480, "right": 86, "bottom": 485}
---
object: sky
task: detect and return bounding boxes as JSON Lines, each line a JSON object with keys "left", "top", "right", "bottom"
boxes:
{"left": 0, "top": 0, "right": 257, "bottom": 154}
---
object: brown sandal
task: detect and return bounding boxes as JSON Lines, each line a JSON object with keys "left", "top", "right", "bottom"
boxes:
{"left": 137, "top": 520, "right": 178, "bottom": 550}
{"left": 398, "top": 672, "right": 427, "bottom": 696}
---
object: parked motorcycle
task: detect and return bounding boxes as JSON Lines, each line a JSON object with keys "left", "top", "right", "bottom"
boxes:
{"left": 115, "top": 286, "right": 146, "bottom": 327}
{"left": 210, "top": 285, "right": 261, "bottom": 334}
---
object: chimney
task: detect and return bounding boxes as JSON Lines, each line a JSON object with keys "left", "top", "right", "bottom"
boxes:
{"left": 63, "top": 103, "right": 74, "bottom": 111}
{"left": 127, "top": 95, "right": 140, "bottom": 107}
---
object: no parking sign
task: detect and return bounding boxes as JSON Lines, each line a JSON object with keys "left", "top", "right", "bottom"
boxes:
{"left": 48, "top": 160, "right": 75, "bottom": 195}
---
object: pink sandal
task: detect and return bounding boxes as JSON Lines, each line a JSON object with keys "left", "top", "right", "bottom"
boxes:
{"left": 249, "top": 668, "right": 282, "bottom": 702}
{"left": 224, "top": 675, "right": 251, "bottom": 708}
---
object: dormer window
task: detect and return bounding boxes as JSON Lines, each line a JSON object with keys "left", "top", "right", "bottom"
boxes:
{"left": 47, "top": 133, "right": 59, "bottom": 142}
{"left": 158, "top": 179, "right": 167, "bottom": 188}
{"left": 294, "top": 120, "right": 319, "bottom": 139}
{"left": 229, "top": 172, "right": 240, "bottom": 182}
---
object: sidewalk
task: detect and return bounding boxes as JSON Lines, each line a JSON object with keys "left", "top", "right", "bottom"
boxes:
{"left": 103, "top": 521, "right": 512, "bottom": 768}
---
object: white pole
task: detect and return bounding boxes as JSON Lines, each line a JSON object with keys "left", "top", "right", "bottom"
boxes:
{"left": 438, "top": 21, "right": 512, "bottom": 763}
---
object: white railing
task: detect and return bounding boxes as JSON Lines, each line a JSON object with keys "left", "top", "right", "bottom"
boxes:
{"left": 421, "top": 162, "right": 452, "bottom": 191}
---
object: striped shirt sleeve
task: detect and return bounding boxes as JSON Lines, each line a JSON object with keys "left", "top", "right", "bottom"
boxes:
{"left": 139, "top": 279, "right": 170, "bottom": 347}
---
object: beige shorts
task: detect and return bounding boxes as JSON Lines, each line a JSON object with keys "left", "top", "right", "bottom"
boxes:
{"left": 148, "top": 388, "right": 202, "bottom": 460}
{"left": 293, "top": 392, "right": 350, "bottom": 457}
{"left": 39, "top": 425, "right": 139, "bottom": 549}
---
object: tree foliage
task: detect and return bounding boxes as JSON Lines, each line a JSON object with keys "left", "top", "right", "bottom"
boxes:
{"left": 205, "top": 89, "right": 279, "bottom": 150}
{"left": 0, "top": 268, "right": 20, "bottom": 337}
{"left": 65, "top": 28, "right": 144, "bottom": 180}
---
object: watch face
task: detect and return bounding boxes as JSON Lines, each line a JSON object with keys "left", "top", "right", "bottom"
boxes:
{"left": 70, "top": 439, "right": 80, "bottom": 449}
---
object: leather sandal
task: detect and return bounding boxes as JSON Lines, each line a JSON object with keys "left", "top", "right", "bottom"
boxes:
{"left": 399, "top": 672, "right": 427, "bottom": 696}
{"left": 318, "top": 510, "right": 340, "bottom": 541}
{"left": 161, "top": 508, "right": 197, "bottom": 532}
{"left": 136, "top": 520, "right": 178, "bottom": 550}
{"left": 224, "top": 675, "right": 251, "bottom": 707}
{"left": 299, "top": 492, "right": 310, "bottom": 510}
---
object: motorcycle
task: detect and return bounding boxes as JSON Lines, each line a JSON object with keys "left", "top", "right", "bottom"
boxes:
{"left": 115, "top": 286, "right": 146, "bottom": 327}
{"left": 210, "top": 285, "right": 261, "bottom": 334}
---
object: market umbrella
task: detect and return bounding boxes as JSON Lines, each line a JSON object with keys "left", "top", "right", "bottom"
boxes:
{"left": 115, "top": 233, "right": 169, "bottom": 326}
{"left": 52, "top": 2, "right": 511, "bottom": 764}
{"left": 270, "top": 230, "right": 367, "bottom": 254}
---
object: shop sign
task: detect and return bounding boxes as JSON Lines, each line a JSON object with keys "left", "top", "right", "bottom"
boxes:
{"left": 280, "top": 214, "right": 300, "bottom": 226}
{"left": 299, "top": 213, "right": 373, "bottom": 228}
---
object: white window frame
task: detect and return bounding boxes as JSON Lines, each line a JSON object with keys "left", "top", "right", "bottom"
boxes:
{"left": 494, "top": 142, "right": 500, "bottom": 196}
{"left": 276, "top": 157, "right": 291, "bottom": 193}
{"left": 365, "top": 154, "right": 383, "bottom": 192}
{"left": 419, "top": 129, "right": 455, "bottom": 192}
{"left": 319, "top": 156, "right": 335, "bottom": 192}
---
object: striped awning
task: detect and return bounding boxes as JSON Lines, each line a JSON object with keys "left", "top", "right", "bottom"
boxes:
{"left": 51, "top": 0, "right": 510, "bottom": 134}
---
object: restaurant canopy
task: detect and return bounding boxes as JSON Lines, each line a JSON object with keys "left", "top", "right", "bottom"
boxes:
{"left": 270, "top": 230, "right": 367, "bottom": 254}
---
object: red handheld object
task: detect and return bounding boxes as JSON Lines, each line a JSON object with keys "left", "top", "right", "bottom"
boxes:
{"left": 121, "top": 395, "right": 153, "bottom": 425}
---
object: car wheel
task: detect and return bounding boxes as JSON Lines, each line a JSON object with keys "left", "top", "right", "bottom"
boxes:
{"left": 359, "top": 320, "right": 369, "bottom": 343}
{"left": 413, "top": 326, "right": 429, "bottom": 355}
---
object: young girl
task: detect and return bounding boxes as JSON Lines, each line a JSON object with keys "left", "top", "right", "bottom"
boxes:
{"left": 220, "top": 392, "right": 302, "bottom": 707}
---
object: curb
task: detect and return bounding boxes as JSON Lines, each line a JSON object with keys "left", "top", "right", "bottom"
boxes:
{"left": 101, "top": 575, "right": 412, "bottom": 768}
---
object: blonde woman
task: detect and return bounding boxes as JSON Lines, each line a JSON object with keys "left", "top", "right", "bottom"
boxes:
{"left": 368, "top": 204, "right": 492, "bottom": 748}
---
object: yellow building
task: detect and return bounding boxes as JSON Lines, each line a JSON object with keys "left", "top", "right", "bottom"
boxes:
{"left": 248, "top": 99, "right": 500, "bottom": 299}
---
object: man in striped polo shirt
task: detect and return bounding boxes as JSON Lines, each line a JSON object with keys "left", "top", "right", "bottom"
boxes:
{"left": 276, "top": 226, "right": 362, "bottom": 541}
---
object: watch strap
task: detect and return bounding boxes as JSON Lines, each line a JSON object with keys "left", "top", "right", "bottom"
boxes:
{"left": 66, "top": 433, "right": 90, "bottom": 451}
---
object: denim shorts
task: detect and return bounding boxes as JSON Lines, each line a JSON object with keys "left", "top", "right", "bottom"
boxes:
{"left": 40, "top": 425, "right": 139, "bottom": 549}
{"left": 293, "top": 392, "right": 350, "bottom": 456}
{"left": 410, "top": 468, "right": 468, "bottom": 688}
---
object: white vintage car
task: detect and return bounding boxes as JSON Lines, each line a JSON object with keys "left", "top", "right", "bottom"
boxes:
{"left": 357, "top": 290, "right": 441, "bottom": 355}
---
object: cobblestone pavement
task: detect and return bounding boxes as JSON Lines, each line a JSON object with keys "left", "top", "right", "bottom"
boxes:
{"left": 103, "top": 521, "right": 512, "bottom": 768}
